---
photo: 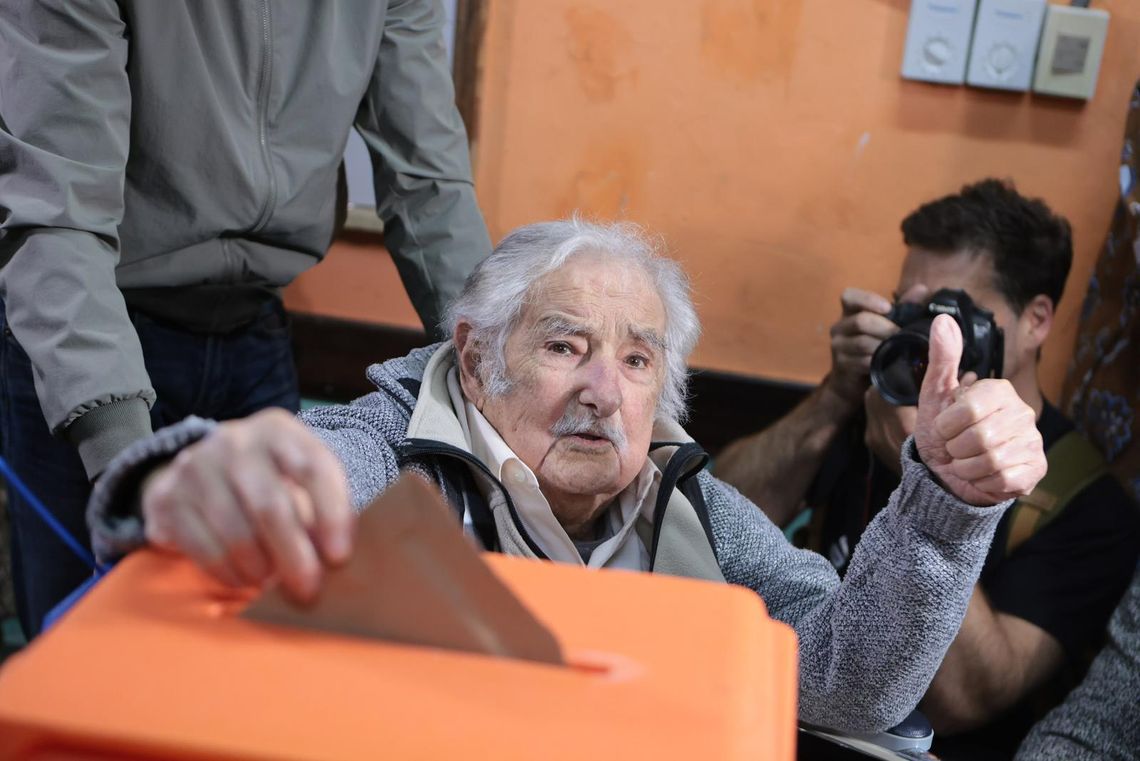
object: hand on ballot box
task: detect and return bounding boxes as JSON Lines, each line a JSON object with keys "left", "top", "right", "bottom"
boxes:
{"left": 139, "top": 410, "right": 564, "bottom": 665}
{"left": 141, "top": 408, "right": 355, "bottom": 603}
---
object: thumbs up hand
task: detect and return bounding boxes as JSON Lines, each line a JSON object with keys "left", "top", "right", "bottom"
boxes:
{"left": 914, "top": 315, "right": 1046, "bottom": 507}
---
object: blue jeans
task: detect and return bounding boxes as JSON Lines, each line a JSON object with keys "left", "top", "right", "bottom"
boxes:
{"left": 0, "top": 300, "right": 300, "bottom": 638}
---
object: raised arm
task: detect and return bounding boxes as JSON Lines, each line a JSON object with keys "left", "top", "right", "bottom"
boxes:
{"left": 712, "top": 315, "right": 1046, "bottom": 732}
{"left": 709, "top": 450, "right": 1008, "bottom": 732}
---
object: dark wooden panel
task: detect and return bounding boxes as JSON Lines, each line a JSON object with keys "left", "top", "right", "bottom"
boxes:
{"left": 291, "top": 313, "right": 431, "bottom": 402}
{"left": 290, "top": 313, "right": 810, "bottom": 456}
{"left": 685, "top": 368, "right": 809, "bottom": 456}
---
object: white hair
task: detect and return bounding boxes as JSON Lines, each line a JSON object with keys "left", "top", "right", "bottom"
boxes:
{"left": 445, "top": 218, "right": 701, "bottom": 423}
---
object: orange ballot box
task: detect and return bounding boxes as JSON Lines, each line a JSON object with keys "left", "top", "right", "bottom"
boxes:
{"left": 0, "top": 548, "right": 798, "bottom": 760}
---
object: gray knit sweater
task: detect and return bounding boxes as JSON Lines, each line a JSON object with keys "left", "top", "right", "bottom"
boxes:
{"left": 1015, "top": 564, "right": 1140, "bottom": 760}
{"left": 88, "top": 343, "right": 1009, "bottom": 734}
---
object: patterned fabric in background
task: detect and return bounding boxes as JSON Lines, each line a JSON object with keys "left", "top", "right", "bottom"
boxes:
{"left": 1063, "top": 80, "right": 1140, "bottom": 502}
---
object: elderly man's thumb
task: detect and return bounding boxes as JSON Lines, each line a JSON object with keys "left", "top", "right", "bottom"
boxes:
{"left": 919, "top": 314, "right": 964, "bottom": 408}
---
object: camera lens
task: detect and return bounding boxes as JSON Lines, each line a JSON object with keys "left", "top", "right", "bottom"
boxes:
{"left": 870, "top": 331, "right": 929, "bottom": 407}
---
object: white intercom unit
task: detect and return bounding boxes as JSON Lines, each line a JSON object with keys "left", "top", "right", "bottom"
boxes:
{"left": 1032, "top": 4, "right": 1110, "bottom": 99}
{"left": 901, "top": 0, "right": 980, "bottom": 85}
{"left": 966, "top": 0, "right": 1047, "bottom": 91}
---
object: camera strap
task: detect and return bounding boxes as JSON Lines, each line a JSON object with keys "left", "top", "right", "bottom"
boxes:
{"left": 1004, "top": 431, "right": 1108, "bottom": 556}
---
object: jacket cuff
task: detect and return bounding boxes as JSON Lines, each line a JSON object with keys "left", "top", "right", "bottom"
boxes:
{"left": 66, "top": 397, "right": 155, "bottom": 479}
{"left": 895, "top": 436, "right": 1012, "bottom": 544}
{"left": 86, "top": 416, "right": 216, "bottom": 563}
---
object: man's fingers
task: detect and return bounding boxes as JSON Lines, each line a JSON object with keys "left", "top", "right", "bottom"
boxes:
{"left": 269, "top": 434, "right": 353, "bottom": 565}
{"left": 937, "top": 382, "right": 1033, "bottom": 456}
{"left": 173, "top": 512, "right": 247, "bottom": 588}
{"left": 286, "top": 481, "right": 316, "bottom": 530}
{"left": 832, "top": 311, "right": 899, "bottom": 340}
{"left": 840, "top": 288, "right": 892, "bottom": 316}
{"left": 919, "top": 314, "right": 963, "bottom": 406}
{"left": 934, "top": 382, "right": 1004, "bottom": 445}
{"left": 971, "top": 463, "right": 1044, "bottom": 500}
{"left": 227, "top": 455, "right": 321, "bottom": 602}
{"left": 171, "top": 449, "right": 273, "bottom": 586}
{"left": 833, "top": 333, "right": 884, "bottom": 361}
{"left": 144, "top": 477, "right": 245, "bottom": 588}
{"left": 949, "top": 437, "right": 1040, "bottom": 483}
{"left": 943, "top": 413, "right": 1038, "bottom": 463}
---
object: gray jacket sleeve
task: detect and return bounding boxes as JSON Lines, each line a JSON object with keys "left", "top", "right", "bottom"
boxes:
{"left": 87, "top": 416, "right": 217, "bottom": 563}
{"left": 300, "top": 394, "right": 408, "bottom": 511}
{"left": 707, "top": 438, "right": 1008, "bottom": 733}
{"left": 1014, "top": 565, "right": 1140, "bottom": 761}
{"left": 0, "top": 0, "right": 155, "bottom": 478}
{"left": 355, "top": 0, "right": 492, "bottom": 339}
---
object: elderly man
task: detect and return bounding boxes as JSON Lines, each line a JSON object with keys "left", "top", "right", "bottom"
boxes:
{"left": 89, "top": 219, "right": 1046, "bottom": 733}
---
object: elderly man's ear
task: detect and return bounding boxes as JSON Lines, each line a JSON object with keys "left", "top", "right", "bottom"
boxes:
{"left": 454, "top": 321, "right": 487, "bottom": 410}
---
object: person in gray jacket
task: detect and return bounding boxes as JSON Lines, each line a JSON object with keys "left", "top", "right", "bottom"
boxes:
{"left": 0, "top": 0, "right": 492, "bottom": 637}
{"left": 1015, "top": 564, "right": 1140, "bottom": 761}
{"left": 90, "top": 219, "right": 1047, "bottom": 732}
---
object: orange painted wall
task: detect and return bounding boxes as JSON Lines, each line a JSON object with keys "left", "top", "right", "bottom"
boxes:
{"left": 287, "top": 0, "right": 1140, "bottom": 399}
{"left": 284, "top": 234, "right": 422, "bottom": 330}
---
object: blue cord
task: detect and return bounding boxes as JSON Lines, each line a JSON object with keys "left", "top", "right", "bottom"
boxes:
{"left": 0, "top": 454, "right": 108, "bottom": 577}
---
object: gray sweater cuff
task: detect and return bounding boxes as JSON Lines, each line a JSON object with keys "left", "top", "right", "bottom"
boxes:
{"left": 896, "top": 436, "right": 1012, "bottom": 544}
{"left": 86, "top": 416, "right": 217, "bottom": 563}
{"left": 66, "top": 397, "right": 155, "bottom": 480}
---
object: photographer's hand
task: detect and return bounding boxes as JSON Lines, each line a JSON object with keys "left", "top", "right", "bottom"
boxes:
{"left": 825, "top": 288, "right": 895, "bottom": 406}
{"left": 914, "top": 315, "right": 1045, "bottom": 506}
{"left": 825, "top": 285, "right": 929, "bottom": 406}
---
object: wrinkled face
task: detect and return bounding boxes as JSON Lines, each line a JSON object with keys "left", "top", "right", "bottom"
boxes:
{"left": 897, "top": 247, "right": 1033, "bottom": 383}
{"left": 466, "top": 254, "right": 667, "bottom": 530}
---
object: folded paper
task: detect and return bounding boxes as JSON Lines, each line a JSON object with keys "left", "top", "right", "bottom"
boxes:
{"left": 244, "top": 473, "right": 564, "bottom": 666}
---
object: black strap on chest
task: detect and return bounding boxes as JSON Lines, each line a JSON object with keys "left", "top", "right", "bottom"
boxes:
{"left": 398, "top": 450, "right": 501, "bottom": 553}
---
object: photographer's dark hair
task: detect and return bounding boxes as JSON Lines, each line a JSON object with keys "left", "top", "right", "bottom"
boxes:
{"left": 900, "top": 178, "right": 1073, "bottom": 313}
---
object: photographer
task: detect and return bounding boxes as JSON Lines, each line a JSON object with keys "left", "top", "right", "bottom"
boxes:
{"left": 715, "top": 179, "right": 1140, "bottom": 759}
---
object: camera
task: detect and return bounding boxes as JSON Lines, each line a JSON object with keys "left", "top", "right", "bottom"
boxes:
{"left": 869, "top": 288, "right": 1004, "bottom": 407}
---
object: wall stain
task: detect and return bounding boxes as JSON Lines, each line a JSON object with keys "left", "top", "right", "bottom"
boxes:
{"left": 565, "top": 6, "right": 637, "bottom": 101}
{"left": 559, "top": 141, "right": 643, "bottom": 218}
{"left": 700, "top": 0, "right": 803, "bottom": 86}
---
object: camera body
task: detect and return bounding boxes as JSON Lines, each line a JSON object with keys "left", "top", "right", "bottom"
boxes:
{"left": 869, "top": 288, "right": 1004, "bottom": 406}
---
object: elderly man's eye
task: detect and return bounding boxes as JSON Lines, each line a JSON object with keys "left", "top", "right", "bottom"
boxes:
{"left": 547, "top": 341, "right": 574, "bottom": 355}
{"left": 626, "top": 354, "right": 650, "bottom": 369}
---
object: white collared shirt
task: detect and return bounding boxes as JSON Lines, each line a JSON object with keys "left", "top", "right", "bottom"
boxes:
{"left": 445, "top": 368, "right": 660, "bottom": 570}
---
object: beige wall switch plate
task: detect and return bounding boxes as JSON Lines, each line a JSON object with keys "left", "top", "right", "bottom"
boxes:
{"left": 1032, "top": 4, "right": 1109, "bottom": 99}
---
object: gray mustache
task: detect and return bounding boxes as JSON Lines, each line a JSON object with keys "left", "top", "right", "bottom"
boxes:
{"left": 550, "top": 408, "right": 628, "bottom": 451}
